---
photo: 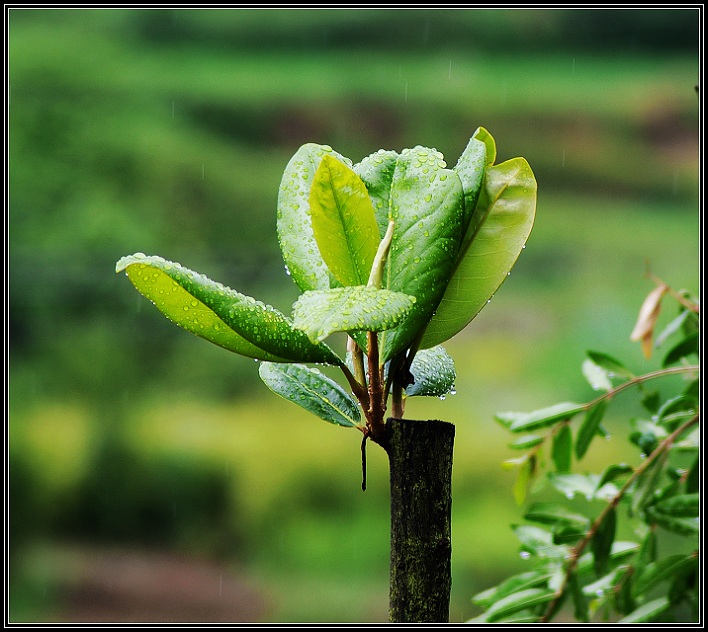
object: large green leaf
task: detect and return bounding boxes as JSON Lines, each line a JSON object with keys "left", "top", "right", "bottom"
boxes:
{"left": 354, "top": 148, "right": 400, "bottom": 238}
{"left": 258, "top": 362, "right": 363, "bottom": 428}
{"left": 453, "top": 127, "right": 491, "bottom": 233}
{"left": 116, "top": 254, "right": 341, "bottom": 365}
{"left": 405, "top": 345, "right": 456, "bottom": 397}
{"left": 356, "top": 146, "right": 464, "bottom": 360}
{"left": 309, "top": 154, "right": 380, "bottom": 287}
{"left": 292, "top": 286, "right": 416, "bottom": 343}
{"left": 277, "top": 143, "right": 352, "bottom": 293}
{"left": 420, "top": 157, "right": 536, "bottom": 349}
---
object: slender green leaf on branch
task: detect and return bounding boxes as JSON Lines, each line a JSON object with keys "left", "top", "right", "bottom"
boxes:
{"left": 618, "top": 598, "right": 670, "bottom": 623}
{"left": 592, "top": 507, "right": 617, "bottom": 576}
{"left": 645, "top": 506, "right": 700, "bottom": 536}
{"left": 631, "top": 450, "right": 668, "bottom": 515}
{"left": 368, "top": 146, "right": 464, "bottom": 360}
{"left": 568, "top": 571, "right": 589, "bottom": 622}
{"left": 496, "top": 402, "right": 585, "bottom": 433}
{"left": 653, "top": 493, "right": 699, "bottom": 517}
{"left": 292, "top": 286, "right": 416, "bottom": 343}
{"left": 405, "top": 345, "right": 456, "bottom": 397}
{"left": 309, "top": 154, "right": 380, "bottom": 287}
{"left": 470, "top": 588, "right": 557, "bottom": 623}
{"left": 509, "top": 435, "right": 544, "bottom": 450}
{"left": 277, "top": 143, "right": 352, "bottom": 293}
{"left": 632, "top": 554, "right": 697, "bottom": 597}
{"left": 547, "top": 473, "right": 611, "bottom": 501}
{"left": 585, "top": 350, "right": 634, "bottom": 379}
{"left": 662, "top": 332, "right": 699, "bottom": 367}
{"left": 524, "top": 503, "right": 590, "bottom": 531}
{"left": 551, "top": 424, "right": 572, "bottom": 472}
{"left": 116, "top": 254, "right": 340, "bottom": 365}
{"left": 258, "top": 362, "right": 363, "bottom": 429}
{"left": 512, "top": 524, "right": 569, "bottom": 560}
{"left": 581, "top": 358, "right": 613, "bottom": 392}
{"left": 421, "top": 156, "right": 537, "bottom": 349}
{"left": 472, "top": 568, "right": 557, "bottom": 609}
{"left": 654, "top": 309, "right": 691, "bottom": 348}
{"left": 597, "top": 463, "right": 634, "bottom": 489}
{"left": 575, "top": 400, "right": 609, "bottom": 460}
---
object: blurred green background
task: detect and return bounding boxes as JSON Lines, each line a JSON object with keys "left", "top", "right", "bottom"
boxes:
{"left": 8, "top": 7, "right": 699, "bottom": 623}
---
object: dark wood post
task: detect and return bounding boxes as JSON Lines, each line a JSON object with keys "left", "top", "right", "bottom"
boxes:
{"left": 383, "top": 417, "right": 455, "bottom": 623}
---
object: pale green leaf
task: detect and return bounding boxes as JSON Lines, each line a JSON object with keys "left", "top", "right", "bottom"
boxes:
{"left": 405, "top": 345, "right": 456, "bottom": 397}
{"left": 581, "top": 358, "right": 613, "bottom": 391}
{"left": 309, "top": 154, "right": 380, "bottom": 287}
{"left": 524, "top": 503, "right": 590, "bottom": 530}
{"left": 472, "top": 569, "right": 556, "bottom": 608}
{"left": 421, "top": 156, "right": 536, "bottom": 349}
{"left": 585, "top": 350, "right": 634, "bottom": 379}
{"left": 277, "top": 143, "right": 352, "bottom": 293}
{"left": 116, "top": 254, "right": 341, "bottom": 365}
{"left": 471, "top": 588, "right": 557, "bottom": 623}
{"left": 496, "top": 402, "right": 585, "bottom": 433}
{"left": 258, "top": 362, "right": 363, "bottom": 428}
{"left": 633, "top": 554, "right": 697, "bottom": 597}
{"left": 292, "top": 286, "right": 416, "bottom": 343}
{"left": 618, "top": 598, "right": 670, "bottom": 623}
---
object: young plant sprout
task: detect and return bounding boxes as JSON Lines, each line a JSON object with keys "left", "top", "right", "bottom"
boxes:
{"left": 117, "top": 127, "right": 536, "bottom": 451}
{"left": 117, "top": 127, "right": 536, "bottom": 622}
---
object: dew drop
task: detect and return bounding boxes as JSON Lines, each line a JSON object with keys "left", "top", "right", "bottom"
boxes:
{"left": 519, "top": 551, "right": 531, "bottom": 559}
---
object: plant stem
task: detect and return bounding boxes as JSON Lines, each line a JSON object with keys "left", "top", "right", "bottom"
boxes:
{"left": 366, "top": 331, "right": 386, "bottom": 439}
{"left": 385, "top": 417, "right": 455, "bottom": 623}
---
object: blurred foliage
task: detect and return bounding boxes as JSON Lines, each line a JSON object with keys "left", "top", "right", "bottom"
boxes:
{"left": 471, "top": 283, "right": 699, "bottom": 623}
{"left": 8, "top": 7, "right": 700, "bottom": 623}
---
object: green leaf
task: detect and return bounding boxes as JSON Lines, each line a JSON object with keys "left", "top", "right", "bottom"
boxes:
{"left": 618, "top": 597, "right": 670, "bottom": 623}
{"left": 585, "top": 350, "right": 634, "bottom": 379}
{"left": 548, "top": 473, "right": 605, "bottom": 500}
{"left": 631, "top": 450, "right": 667, "bottom": 515}
{"left": 581, "top": 359, "right": 613, "bottom": 391}
{"left": 496, "top": 402, "right": 585, "bottom": 433}
{"left": 258, "top": 362, "right": 363, "bottom": 428}
{"left": 453, "top": 127, "right": 489, "bottom": 231}
{"left": 309, "top": 154, "right": 380, "bottom": 287}
{"left": 405, "top": 345, "right": 456, "bottom": 397}
{"left": 633, "top": 554, "right": 697, "bottom": 597}
{"left": 653, "top": 493, "right": 699, "bottom": 517}
{"left": 370, "top": 146, "right": 465, "bottom": 360}
{"left": 662, "top": 331, "right": 699, "bottom": 367}
{"left": 277, "top": 143, "right": 352, "bottom": 293}
{"left": 292, "top": 286, "right": 416, "bottom": 343}
{"left": 508, "top": 434, "right": 544, "bottom": 450}
{"left": 645, "top": 507, "right": 699, "bottom": 536}
{"left": 597, "top": 463, "right": 634, "bottom": 489}
{"left": 354, "top": 148, "right": 400, "bottom": 238}
{"left": 472, "top": 568, "right": 557, "bottom": 608}
{"left": 524, "top": 503, "right": 590, "bottom": 530}
{"left": 592, "top": 508, "right": 616, "bottom": 576}
{"left": 569, "top": 571, "right": 589, "bottom": 622}
{"left": 420, "top": 156, "right": 537, "bottom": 349}
{"left": 471, "top": 588, "right": 557, "bottom": 623}
{"left": 575, "top": 400, "right": 609, "bottom": 460}
{"left": 551, "top": 424, "right": 572, "bottom": 473}
{"left": 512, "top": 455, "right": 534, "bottom": 506}
{"left": 512, "top": 524, "right": 569, "bottom": 560}
{"left": 654, "top": 309, "right": 691, "bottom": 348}
{"left": 116, "top": 254, "right": 341, "bottom": 365}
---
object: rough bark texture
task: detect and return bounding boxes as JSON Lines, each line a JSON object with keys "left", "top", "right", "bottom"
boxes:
{"left": 383, "top": 417, "right": 455, "bottom": 623}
